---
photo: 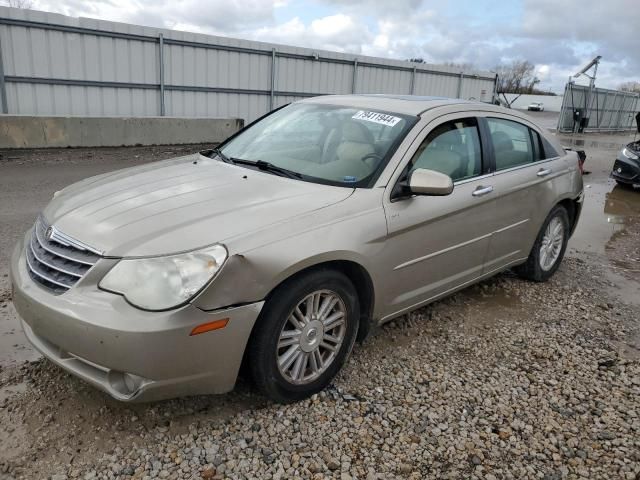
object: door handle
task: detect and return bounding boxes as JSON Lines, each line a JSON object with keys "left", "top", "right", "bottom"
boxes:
{"left": 472, "top": 185, "right": 494, "bottom": 197}
{"left": 537, "top": 168, "right": 552, "bottom": 177}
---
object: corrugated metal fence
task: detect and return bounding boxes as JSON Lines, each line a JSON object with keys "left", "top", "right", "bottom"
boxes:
{"left": 557, "top": 82, "right": 640, "bottom": 133}
{"left": 0, "top": 6, "right": 498, "bottom": 123}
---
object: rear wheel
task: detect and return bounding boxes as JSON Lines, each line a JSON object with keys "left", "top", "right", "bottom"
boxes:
{"left": 514, "top": 205, "right": 570, "bottom": 282}
{"left": 247, "top": 269, "right": 359, "bottom": 403}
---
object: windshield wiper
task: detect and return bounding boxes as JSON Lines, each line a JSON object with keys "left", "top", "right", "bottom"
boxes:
{"left": 208, "top": 147, "right": 235, "bottom": 164}
{"left": 232, "top": 158, "right": 304, "bottom": 179}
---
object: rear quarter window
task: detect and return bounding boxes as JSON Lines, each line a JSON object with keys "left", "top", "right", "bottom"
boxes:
{"left": 540, "top": 135, "right": 561, "bottom": 159}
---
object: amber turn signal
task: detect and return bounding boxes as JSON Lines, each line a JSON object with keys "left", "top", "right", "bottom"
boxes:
{"left": 189, "top": 318, "right": 229, "bottom": 336}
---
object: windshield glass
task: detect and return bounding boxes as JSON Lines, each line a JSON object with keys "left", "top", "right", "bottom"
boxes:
{"left": 219, "top": 103, "right": 416, "bottom": 187}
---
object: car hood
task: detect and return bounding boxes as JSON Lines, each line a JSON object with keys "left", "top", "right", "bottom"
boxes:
{"left": 43, "top": 153, "right": 353, "bottom": 257}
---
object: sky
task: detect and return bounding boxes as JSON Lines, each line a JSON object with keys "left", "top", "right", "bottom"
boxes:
{"left": 5, "top": 0, "right": 640, "bottom": 93}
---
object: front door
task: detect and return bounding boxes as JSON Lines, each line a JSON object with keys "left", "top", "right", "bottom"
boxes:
{"left": 380, "top": 115, "right": 495, "bottom": 319}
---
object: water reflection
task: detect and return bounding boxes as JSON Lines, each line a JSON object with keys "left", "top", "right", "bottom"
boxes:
{"left": 569, "top": 182, "right": 639, "bottom": 254}
{"left": 604, "top": 185, "right": 640, "bottom": 232}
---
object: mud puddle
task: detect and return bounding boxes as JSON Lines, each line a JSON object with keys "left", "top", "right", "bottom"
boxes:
{"left": 561, "top": 137, "right": 631, "bottom": 151}
{"left": 568, "top": 180, "right": 639, "bottom": 255}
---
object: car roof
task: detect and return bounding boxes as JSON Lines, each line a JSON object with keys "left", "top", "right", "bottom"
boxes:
{"left": 298, "top": 94, "right": 481, "bottom": 116}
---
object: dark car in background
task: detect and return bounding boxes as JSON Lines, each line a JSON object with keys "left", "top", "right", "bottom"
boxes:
{"left": 611, "top": 113, "right": 640, "bottom": 188}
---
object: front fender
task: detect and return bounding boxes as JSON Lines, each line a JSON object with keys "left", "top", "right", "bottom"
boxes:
{"left": 192, "top": 190, "right": 388, "bottom": 313}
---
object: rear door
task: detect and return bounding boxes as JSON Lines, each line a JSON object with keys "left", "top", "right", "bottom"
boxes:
{"left": 379, "top": 114, "right": 496, "bottom": 319}
{"left": 480, "top": 114, "right": 570, "bottom": 272}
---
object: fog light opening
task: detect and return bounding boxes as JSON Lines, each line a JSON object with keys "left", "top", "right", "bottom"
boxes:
{"left": 107, "top": 370, "right": 144, "bottom": 397}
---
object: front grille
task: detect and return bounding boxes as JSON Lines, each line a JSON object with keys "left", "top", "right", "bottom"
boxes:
{"left": 26, "top": 216, "right": 101, "bottom": 294}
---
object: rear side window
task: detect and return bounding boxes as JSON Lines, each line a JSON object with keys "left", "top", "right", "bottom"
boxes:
{"left": 487, "top": 118, "right": 534, "bottom": 170}
{"left": 408, "top": 117, "right": 482, "bottom": 182}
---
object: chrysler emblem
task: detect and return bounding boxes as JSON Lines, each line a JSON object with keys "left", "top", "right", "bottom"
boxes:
{"left": 45, "top": 226, "right": 54, "bottom": 241}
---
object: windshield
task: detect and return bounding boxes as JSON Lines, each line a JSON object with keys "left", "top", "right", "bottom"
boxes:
{"left": 219, "top": 103, "right": 416, "bottom": 187}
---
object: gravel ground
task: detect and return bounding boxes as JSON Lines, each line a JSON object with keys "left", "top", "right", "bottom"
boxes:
{"left": 1, "top": 257, "right": 638, "bottom": 480}
{"left": 1, "top": 137, "right": 639, "bottom": 480}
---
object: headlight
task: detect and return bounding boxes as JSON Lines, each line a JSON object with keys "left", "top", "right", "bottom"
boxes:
{"left": 99, "top": 245, "right": 228, "bottom": 311}
{"left": 622, "top": 147, "right": 639, "bottom": 160}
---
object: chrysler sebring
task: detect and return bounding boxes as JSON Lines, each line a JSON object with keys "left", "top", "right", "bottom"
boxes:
{"left": 11, "top": 95, "right": 584, "bottom": 403}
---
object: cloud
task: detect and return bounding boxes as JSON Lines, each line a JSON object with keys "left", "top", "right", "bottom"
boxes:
{"left": 250, "top": 14, "right": 373, "bottom": 53}
{"left": 31, "top": 0, "right": 284, "bottom": 32}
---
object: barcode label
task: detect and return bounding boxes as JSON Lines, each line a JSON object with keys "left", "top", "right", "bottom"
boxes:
{"left": 352, "top": 110, "right": 401, "bottom": 127}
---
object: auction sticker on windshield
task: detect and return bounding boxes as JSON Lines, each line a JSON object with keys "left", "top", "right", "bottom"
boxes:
{"left": 352, "top": 111, "right": 401, "bottom": 127}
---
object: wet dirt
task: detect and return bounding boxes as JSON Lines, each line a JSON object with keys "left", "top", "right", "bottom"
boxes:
{"left": 563, "top": 131, "right": 640, "bottom": 292}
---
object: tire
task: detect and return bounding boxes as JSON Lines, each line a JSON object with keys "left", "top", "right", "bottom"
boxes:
{"left": 514, "top": 205, "right": 570, "bottom": 282}
{"left": 247, "top": 269, "right": 359, "bottom": 403}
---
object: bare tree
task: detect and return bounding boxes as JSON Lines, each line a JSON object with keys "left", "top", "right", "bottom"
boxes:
{"left": 494, "top": 60, "right": 537, "bottom": 94}
{"left": 618, "top": 81, "right": 640, "bottom": 93}
{"left": 5, "top": 0, "right": 34, "bottom": 8}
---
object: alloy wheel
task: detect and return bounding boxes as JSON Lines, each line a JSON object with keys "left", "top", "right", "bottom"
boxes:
{"left": 539, "top": 216, "right": 565, "bottom": 271}
{"left": 276, "top": 289, "right": 347, "bottom": 385}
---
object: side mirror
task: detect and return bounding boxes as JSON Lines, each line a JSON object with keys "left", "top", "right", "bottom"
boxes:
{"left": 408, "top": 168, "right": 454, "bottom": 196}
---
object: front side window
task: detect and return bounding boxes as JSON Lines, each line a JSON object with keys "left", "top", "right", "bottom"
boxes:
{"left": 220, "top": 103, "right": 416, "bottom": 187}
{"left": 407, "top": 117, "right": 482, "bottom": 182}
{"left": 487, "top": 118, "right": 534, "bottom": 170}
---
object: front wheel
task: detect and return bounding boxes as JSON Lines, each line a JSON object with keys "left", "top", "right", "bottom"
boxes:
{"left": 247, "top": 269, "right": 359, "bottom": 403}
{"left": 514, "top": 205, "right": 570, "bottom": 282}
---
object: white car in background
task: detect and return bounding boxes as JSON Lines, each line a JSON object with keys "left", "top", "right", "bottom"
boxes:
{"left": 527, "top": 102, "right": 544, "bottom": 112}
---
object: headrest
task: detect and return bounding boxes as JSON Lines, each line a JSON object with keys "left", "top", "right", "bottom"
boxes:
{"left": 342, "top": 121, "right": 375, "bottom": 143}
{"left": 492, "top": 131, "right": 514, "bottom": 152}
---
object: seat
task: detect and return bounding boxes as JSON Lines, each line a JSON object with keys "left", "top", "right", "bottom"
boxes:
{"left": 318, "top": 121, "right": 377, "bottom": 181}
{"left": 493, "top": 131, "right": 530, "bottom": 169}
{"left": 413, "top": 129, "right": 463, "bottom": 178}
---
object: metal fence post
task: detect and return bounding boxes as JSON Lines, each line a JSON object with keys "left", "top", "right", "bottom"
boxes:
{"left": 409, "top": 66, "right": 416, "bottom": 95}
{"left": 557, "top": 77, "right": 572, "bottom": 132}
{"left": 0, "top": 30, "right": 8, "bottom": 114}
{"left": 457, "top": 72, "right": 464, "bottom": 99}
{"left": 158, "top": 33, "right": 166, "bottom": 116}
{"left": 608, "top": 92, "right": 619, "bottom": 130}
{"left": 352, "top": 59, "right": 358, "bottom": 94}
{"left": 269, "top": 48, "right": 276, "bottom": 110}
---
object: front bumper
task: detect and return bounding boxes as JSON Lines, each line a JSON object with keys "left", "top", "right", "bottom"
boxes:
{"left": 10, "top": 233, "right": 263, "bottom": 402}
{"left": 611, "top": 153, "right": 640, "bottom": 185}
